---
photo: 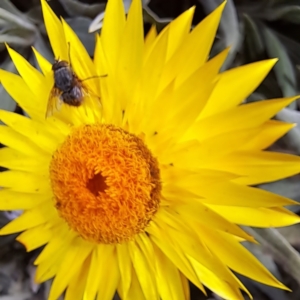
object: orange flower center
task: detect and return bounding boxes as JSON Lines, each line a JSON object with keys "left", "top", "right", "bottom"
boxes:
{"left": 50, "top": 124, "right": 161, "bottom": 244}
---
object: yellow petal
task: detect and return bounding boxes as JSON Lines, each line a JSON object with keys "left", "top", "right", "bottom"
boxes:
{"left": 32, "top": 46, "right": 52, "bottom": 75}
{"left": 189, "top": 256, "right": 245, "bottom": 300}
{"left": 2, "top": 128, "right": 43, "bottom": 157}
{"left": 95, "top": 246, "right": 120, "bottom": 300}
{"left": 65, "top": 255, "right": 90, "bottom": 300}
{"left": 158, "top": 66, "right": 217, "bottom": 139}
{"left": 144, "top": 25, "right": 157, "bottom": 57}
{"left": 0, "top": 170, "right": 50, "bottom": 193}
{"left": 152, "top": 243, "right": 187, "bottom": 300}
{"left": 16, "top": 223, "right": 53, "bottom": 251}
{"left": 0, "top": 110, "right": 62, "bottom": 153}
{"left": 128, "top": 236, "right": 158, "bottom": 299}
{"left": 166, "top": 6, "right": 195, "bottom": 61}
{"left": 116, "top": 0, "right": 143, "bottom": 110}
{"left": 209, "top": 205, "right": 300, "bottom": 227}
{"left": 161, "top": 165, "right": 237, "bottom": 184}
{"left": 161, "top": 139, "right": 300, "bottom": 187}
{"left": 0, "top": 189, "right": 49, "bottom": 210}
{"left": 174, "top": 180, "right": 297, "bottom": 207}
{"left": 83, "top": 246, "right": 103, "bottom": 299}
{"left": 61, "top": 19, "right": 97, "bottom": 91}
{"left": 148, "top": 222, "right": 205, "bottom": 293}
{"left": 201, "top": 59, "right": 278, "bottom": 118}
{"left": 101, "top": 0, "right": 125, "bottom": 72}
{"left": 0, "top": 67, "right": 70, "bottom": 132}
{"left": 94, "top": 50, "right": 114, "bottom": 123}
{"left": 184, "top": 97, "right": 296, "bottom": 142}
{"left": 48, "top": 237, "right": 94, "bottom": 300}
{"left": 94, "top": 34, "right": 108, "bottom": 76}
{"left": 0, "top": 201, "right": 58, "bottom": 235}
{"left": 242, "top": 120, "right": 295, "bottom": 150}
{"left": 143, "top": 49, "right": 230, "bottom": 153}
{"left": 40, "top": 0, "right": 68, "bottom": 60}
{"left": 189, "top": 127, "right": 263, "bottom": 160}
{"left": 0, "top": 70, "right": 41, "bottom": 119}
{"left": 6, "top": 45, "right": 45, "bottom": 98}
{"left": 213, "top": 151, "right": 300, "bottom": 185}
{"left": 117, "top": 244, "right": 132, "bottom": 299}
{"left": 179, "top": 273, "right": 190, "bottom": 300}
{"left": 33, "top": 229, "right": 73, "bottom": 282}
{"left": 0, "top": 147, "right": 49, "bottom": 174}
{"left": 94, "top": 35, "right": 121, "bottom": 125}
{"left": 141, "top": 51, "right": 231, "bottom": 146}
{"left": 134, "top": 72, "right": 171, "bottom": 146}
{"left": 198, "top": 226, "right": 288, "bottom": 290}
{"left": 162, "top": 2, "right": 225, "bottom": 87}
{"left": 125, "top": 267, "right": 147, "bottom": 300}
{"left": 34, "top": 226, "right": 76, "bottom": 265}
{"left": 83, "top": 245, "right": 114, "bottom": 300}
{"left": 136, "top": 233, "right": 157, "bottom": 269}
{"left": 127, "top": 26, "right": 169, "bottom": 133}
{"left": 0, "top": 126, "right": 46, "bottom": 156}
{"left": 35, "top": 246, "right": 63, "bottom": 282}
{"left": 48, "top": 20, "right": 102, "bottom": 125}
{"left": 161, "top": 164, "right": 296, "bottom": 208}
{"left": 175, "top": 202, "right": 255, "bottom": 241}
{"left": 156, "top": 209, "right": 247, "bottom": 288}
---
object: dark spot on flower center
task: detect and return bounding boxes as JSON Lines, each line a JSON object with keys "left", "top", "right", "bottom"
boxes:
{"left": 86, "top": 173, "right": 108, "bottom": 196}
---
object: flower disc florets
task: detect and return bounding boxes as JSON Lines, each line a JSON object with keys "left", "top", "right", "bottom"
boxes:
{"left": 50, "top": 124, "right": 161, "bottom": 244}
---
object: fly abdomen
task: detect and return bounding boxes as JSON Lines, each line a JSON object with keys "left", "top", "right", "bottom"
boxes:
{"left": 61, "top": 86, "right": 83, "bottom": 106}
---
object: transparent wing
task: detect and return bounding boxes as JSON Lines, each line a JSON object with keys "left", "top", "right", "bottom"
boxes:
{"left": 81, "top": 81, "right": 102, "bottom": 110}
{"left": 81, "top": 82, "right": 100, "bottom": 101}
{"left": 79, "top": 81, "right": 103, "bottom": 118}
{"left": 46, "top": 87, "right": 63, "bottom": 118}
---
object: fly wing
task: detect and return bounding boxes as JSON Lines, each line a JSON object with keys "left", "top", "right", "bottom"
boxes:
{"left": 82, "top": 81, "right": 103, "bottom": 117}
{"left": 46, "top": 87, "right": 63, "bottom": 118}
{"left": 81, "top": 81, "right": 101, "bottom": 105}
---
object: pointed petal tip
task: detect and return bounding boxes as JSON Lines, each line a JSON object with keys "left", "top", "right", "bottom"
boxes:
{"left": 15, "top": 236, "right": 29, "bottom": 250}
{"left": 278, "top": 282, "right": 291, "bottom": 292}
{"left": 215, "top": 1, "right": 227, "bottom": 13}
{"left": 260, "top": 58, "right": 278, "bottom": 68}
{"left": 186, "top": 5, "right": 196, "bottom": 14}
{"left": 6, "top": 45, "right": 17, "bottom": 57}
{"left": 4, "top": 43, "right": 12, "bottom": 59}
{"left": 202, "top": 1, "right": 227, "bottom": 26}
{"left": 248, "top": 237, "right": 259, "bottom": 245}
{"left": 249, "top": 58, "right": 279, "bottom": 74}
{"left": 40, "top": 0, "right": 68, "bottom": 60}
{"left": 280, "top": 95, "right": 300, "bottom": 107}
{"left": 290, "top": 123, "right": 298, "bottom": 129}
{"left": 269, "top": 57, "right": 279, "bottom": 67}
{"left": 0, "top": 224, "right": 16, "bottom": 236}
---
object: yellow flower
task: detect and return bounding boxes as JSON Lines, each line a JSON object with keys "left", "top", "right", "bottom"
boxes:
{"left": 0, "top": 0, "right": 299, "bottom": 299}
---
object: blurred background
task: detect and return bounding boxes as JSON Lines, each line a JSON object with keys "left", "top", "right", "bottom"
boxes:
{"left": 1, "top": 0, "right": 300, "bottom": 299}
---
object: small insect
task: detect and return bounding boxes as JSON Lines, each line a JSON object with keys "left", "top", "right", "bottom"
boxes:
{"left": 46, "top": 59, "right": 102, "bottom": 118}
